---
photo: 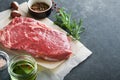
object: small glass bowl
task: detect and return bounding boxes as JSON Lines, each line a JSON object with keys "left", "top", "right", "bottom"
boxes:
{"left": 0, "top": 51, "right": 10, "bottom": 80}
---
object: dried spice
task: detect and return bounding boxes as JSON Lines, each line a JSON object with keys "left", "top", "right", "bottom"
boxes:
{"left": 31, "top": 2, "right": 49, "bottom": 11}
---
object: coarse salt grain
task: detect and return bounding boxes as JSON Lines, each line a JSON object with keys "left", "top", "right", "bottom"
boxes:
{"left": 0, "top": 58, "right": 6, "bottom": 68}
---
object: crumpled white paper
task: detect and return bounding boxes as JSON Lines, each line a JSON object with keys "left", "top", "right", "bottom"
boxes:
{"left": 36, "top": 44, "right": 92, "bottom": 80}
{"left": 0, "top": 2, "right": 92, "bottom": 80}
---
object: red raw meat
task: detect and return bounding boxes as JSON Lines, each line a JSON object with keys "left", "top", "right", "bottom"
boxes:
{"left": 0, "top": 17, "right": 72, "bottom": 61}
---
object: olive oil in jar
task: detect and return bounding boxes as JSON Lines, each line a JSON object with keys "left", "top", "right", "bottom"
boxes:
{"left": 8, "top": 55, "right": 37, "bottom": 80}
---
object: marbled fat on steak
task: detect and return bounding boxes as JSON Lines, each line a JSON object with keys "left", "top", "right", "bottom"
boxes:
{"left": 0, "top": 17, "right": 72, "bottom": 61}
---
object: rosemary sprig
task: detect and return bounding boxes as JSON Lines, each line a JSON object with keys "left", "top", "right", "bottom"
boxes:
{"left": 54, "top": 8, "right": 85, "bottom": 40}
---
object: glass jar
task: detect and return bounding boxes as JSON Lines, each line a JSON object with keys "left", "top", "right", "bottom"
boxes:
{"left": 0, "top": 51, "right": 10, "bottom": 80}
{"left": 8, "top": 55, "right": 37, "bottom": 80}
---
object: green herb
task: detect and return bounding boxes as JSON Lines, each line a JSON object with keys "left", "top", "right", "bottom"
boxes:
{"left": 54, "top": 8, "right": 85, "bottom": 40}
{"left": 12, "top": 61, "right": 34, "bottom": 75}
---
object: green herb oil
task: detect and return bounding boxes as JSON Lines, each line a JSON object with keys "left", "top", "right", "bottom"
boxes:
{"left": 10, "top": 60, "right": 36, "bottom": 80}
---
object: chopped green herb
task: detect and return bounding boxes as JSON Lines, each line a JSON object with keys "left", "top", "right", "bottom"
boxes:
{"left": 54, "top": 8, "right": 85, "bottom": 40}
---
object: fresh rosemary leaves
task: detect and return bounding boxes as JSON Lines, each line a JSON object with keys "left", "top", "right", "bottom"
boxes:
{"left": 54, "top": 8, "right": 85, "bottom": 40}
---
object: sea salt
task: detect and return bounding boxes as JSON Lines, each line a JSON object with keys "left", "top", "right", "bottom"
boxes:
{"left": 0, "top": 51, "right": 10, "bottom": 80}
{"left": 0, "top": 58, "right": 6, "bottom": 68}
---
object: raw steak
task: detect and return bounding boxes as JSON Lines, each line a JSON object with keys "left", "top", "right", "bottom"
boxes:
{"left": 0, "top": 17, "right": 72, "bottom": 61}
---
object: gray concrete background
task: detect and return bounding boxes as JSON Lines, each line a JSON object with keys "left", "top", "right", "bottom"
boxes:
{"left": 0, "top": 0, "right": 120, "bottom": 80}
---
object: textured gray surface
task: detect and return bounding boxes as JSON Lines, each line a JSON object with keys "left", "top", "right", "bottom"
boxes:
{"left": 0, "top": 0, "right": 120, "bottom": 80}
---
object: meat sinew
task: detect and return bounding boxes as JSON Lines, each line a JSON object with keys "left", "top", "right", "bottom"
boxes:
{"left": 0, "top": 17, "right": 72, "bottom": 61}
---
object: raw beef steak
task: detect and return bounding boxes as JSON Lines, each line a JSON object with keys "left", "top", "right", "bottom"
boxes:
{"left": 0, "top": 17, "right": 72, "bottom": 61}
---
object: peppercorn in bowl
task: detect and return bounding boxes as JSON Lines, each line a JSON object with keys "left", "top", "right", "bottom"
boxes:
{"left": 28, "top": 0, "right": 52, "bottom": 19}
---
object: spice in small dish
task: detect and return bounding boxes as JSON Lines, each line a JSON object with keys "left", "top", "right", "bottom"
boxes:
{"left": 31, "top": 2, "right": 49, "bottom": 12}
{"left": 28, "top": 0, "right": 52, "bottom": 19}
{"left": 0, "top": 51, "right": 10, "bottom": 80}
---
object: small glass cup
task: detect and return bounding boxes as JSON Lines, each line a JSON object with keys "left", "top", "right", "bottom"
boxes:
{"left": 8, "top": 55, "right": 37, "bottom": 80}
{"left": 0, "top": 51, "right": 10, "bottom": 80}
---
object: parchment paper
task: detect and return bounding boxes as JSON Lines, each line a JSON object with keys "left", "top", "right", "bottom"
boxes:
{"left": 0, "top": 2, "right": 92, "bottom": 80}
